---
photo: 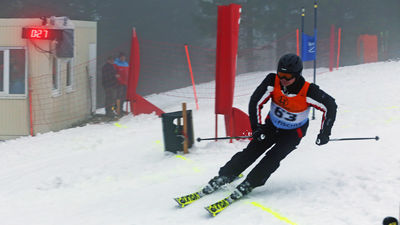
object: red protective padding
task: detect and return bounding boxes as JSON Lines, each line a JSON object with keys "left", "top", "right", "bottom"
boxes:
{"left": 357, "top": 34, "right": 378, "bottom": 63}
{"left": 131, "top": 94, "right": 164, "bottom": 116}
{"left": 230, "top": 107, "right": 251, "bottom": 137}
{"left": 224, "top": 107, "right": 251, "bottom": 139}
{"left": 215, "top": 4, "right": 241, "bottom": 115}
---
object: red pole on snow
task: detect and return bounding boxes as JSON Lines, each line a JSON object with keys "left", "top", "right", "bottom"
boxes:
{"left": 28, "top": 76, "right": 34, "bottom": 136}
{"left": 336, "top": 28, "right": 342, "bottom": 69}
{"left": 184, "top": 44, "right": 199, "bottom": 110}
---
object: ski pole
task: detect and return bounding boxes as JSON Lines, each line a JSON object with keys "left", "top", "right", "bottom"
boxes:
{"left": 329, "top": 136, "right": 379, "bottom": 141}
{"left": 198, "top": 136, "right": 380, "bottom": 142}
{"left": 197, "top": 136, "right": 252, "bottom": 142}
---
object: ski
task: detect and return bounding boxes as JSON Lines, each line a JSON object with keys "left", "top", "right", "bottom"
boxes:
{"left": 204, "top": 181, "right": 250, "bottom": 217}
{"left": 174, "top": 191, "right": 205, "bottom": 208}
{"left": 174, "top": 174, "right": 243, "bottom": 208}
{"left": 204, "top": 196, "right": 236, "bottom": 217}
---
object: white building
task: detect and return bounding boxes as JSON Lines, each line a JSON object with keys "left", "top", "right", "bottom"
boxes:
{"left": 0, "top": 17, "right": 97, "bottom": 140}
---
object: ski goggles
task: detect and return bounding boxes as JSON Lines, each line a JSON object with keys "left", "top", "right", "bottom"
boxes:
{"left": 277, "top": 71, "right": 295, "bottom": 80}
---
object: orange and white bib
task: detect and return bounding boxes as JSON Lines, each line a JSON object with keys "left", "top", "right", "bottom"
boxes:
{"left": 269, "top": 75, "right": 310, "bottom": 129}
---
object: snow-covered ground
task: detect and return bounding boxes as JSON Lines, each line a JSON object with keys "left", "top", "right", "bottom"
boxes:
{"left": 1, "top": 61, "right": 399, "bottom": 225}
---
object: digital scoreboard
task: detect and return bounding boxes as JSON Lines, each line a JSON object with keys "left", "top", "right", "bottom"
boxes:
{"left": 22, "top": 27, "right": 63, "bottom": 40}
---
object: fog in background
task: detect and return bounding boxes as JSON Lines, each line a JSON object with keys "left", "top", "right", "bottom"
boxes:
{"left": 1, "top": 0, "right": 399, "bottom": 106}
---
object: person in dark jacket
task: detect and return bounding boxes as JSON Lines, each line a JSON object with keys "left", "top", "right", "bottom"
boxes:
{"left": 102, "top": 56, "right": 119, "bottom": 117}
{"left": 114, "top": 52, "right": 129, "bottom": 115}
{"left": 201, "top": 53, "right": 337, "bottom": 201}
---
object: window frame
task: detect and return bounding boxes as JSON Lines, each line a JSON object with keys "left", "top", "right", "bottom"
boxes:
{"left": 0, "top": 47, "right": 28, "bottom": 99}
{"left": 51, "top": 56, "right": 61, "bottom": 97}
{"left": 65, "top": 58, "right": 75, "bottom": 93}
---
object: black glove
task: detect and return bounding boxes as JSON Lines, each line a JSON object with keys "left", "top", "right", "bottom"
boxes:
{"left": 316, "top": 132, "right": 330, "bottom": 145}
{"left": 252, "top": 124, "right": 266, "bottom": 142}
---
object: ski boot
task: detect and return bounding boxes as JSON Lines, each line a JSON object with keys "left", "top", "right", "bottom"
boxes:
{"left": 202, "top": 175, "right": 235, "bottom": 194}
{"left": 229, "top": 180, "right": 253, "bottom": 200}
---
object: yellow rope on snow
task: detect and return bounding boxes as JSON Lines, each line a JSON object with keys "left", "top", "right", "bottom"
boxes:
{"left": 247, "top": 201, "right": 299, "bottom": 225}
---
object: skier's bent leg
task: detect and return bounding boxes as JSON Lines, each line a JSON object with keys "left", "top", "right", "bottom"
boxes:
{"left": 218, "top": 139, "right": 274, "bottom": 178}
{"left": 245, "top": 139, "right": 300, "bottom": 188}
{"left": 202, "top": 139, "right": 273, "bottom": 194}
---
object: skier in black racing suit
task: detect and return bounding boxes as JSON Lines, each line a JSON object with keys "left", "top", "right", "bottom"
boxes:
{"left": 202, "top": 53, "right": 337, "bottom": 201}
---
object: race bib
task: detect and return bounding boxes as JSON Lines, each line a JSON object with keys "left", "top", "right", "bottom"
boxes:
{"left": 269, "top": 102, "right": 310, "bottom": 129}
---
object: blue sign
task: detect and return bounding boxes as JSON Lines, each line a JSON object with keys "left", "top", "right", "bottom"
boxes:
{"left": 301, "top": 33, "right": 316, "bottom": 61}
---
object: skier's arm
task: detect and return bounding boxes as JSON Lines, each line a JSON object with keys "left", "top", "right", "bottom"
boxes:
{"left": 306, "top": 84, "right": 337, "bottom": 136}
{"left": 248, "top": 73, "right": 275, "bottom": 131}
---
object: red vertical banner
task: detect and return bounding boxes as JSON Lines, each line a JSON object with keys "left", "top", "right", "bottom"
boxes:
{"left": 127, "top": 28, "right": 140, "bottom": 101}
{"left": 127, "top": 28, "right": 164, "bottom": 116}
{"left": 215, "top": 4, "right": 241, "bottom": 115}
{"left": 214, "top": 4, "right": 249, "bottom": 140}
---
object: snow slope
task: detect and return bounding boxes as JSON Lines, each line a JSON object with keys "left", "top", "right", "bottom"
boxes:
{"left": 0, "top": 61, "right": 399, "bottom": 225}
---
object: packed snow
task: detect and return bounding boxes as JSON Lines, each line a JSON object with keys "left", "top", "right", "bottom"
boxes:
{"left": 1, "top": 61, "right": 399, "bottom": 225}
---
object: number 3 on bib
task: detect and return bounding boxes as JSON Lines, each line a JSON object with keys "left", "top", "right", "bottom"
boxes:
{"left": 274, "top": 107, "right": 297, "bottom": 121}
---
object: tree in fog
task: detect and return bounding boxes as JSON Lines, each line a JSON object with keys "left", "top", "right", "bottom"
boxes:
{"left": 0, "top": 0, "right": 399, "bottom": 76}
{"left": 195, "top": 0, "right": 307, "bottom": 71}
{"left": 0, "top": 0, "right": 103, "bottom": 20}
{"left": 195, "top": 0, "right": 400, "bottom": 66}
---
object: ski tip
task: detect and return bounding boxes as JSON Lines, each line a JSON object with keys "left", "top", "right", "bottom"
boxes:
{"left": 204, "top": 206, "right": 218, "bottom": 217}
{"left": 204, "top": 197, "right": 232, "bottom": 217}
{"left": 174, "top": 198, "right": 185, "bottom": 208}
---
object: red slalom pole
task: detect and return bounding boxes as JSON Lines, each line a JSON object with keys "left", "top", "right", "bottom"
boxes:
{"left": 336, "top": 27, "right": 342, "bottom": 69}
{"left": 184, "top": 44, "right": 199, "bottom": 110}
{"left": 28, "top": 77, "right": 34, "bottom": 136}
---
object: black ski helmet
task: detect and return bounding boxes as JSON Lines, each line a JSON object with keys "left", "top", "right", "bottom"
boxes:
{"left": 277, "top": 53, "right": 303, "bottom": 76}
{"left": 383, "top": 217, "right": 398, "bottom": 225}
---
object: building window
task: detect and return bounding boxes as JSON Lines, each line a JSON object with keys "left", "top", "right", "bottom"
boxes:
{"left": 0, "top": 48, "right": 26, "bottom": 97}
{"left": 9, "top": 49, "right": 26, "bottom": 94}
{"left": 0, "top": 51, "right": 3, "bottom": 92}
{"left": 66, "top": 58, "right": 74, "bottom": 91}
{"left": 52, "top": 56, "right": 60, "bottom": 95}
